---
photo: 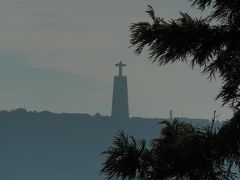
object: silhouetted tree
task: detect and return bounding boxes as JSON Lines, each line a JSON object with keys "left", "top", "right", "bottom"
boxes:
{"left": 102, "top": 0, "right": 240, "bottom": 179}
{"left": 101, "top": 120, "right": 235, "bottom": 179}
{"left": 130, "top": 1, "right": 240, "bottom": 110}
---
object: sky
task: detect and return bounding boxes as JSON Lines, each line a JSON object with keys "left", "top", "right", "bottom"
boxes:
{"left": 0, "top": 0, "right": 233, "bottom": 120}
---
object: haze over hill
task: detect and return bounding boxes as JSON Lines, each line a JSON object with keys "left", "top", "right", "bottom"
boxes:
{"left": 0, "top": 61, "right": 223, "bottom": 179}
{"left": 0, "top": 108, "right": 221, "bottom": 180}
{"left": 0, "top": 0, "right": 236, "bottom": 179}
{"left": 0, "top": 0, "right": 233, "bottom": 120}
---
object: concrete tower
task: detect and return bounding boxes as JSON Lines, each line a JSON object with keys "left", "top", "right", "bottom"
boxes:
{"left": 169, "top": 110, "right": 173, "bottom": 119}
{"left": 111, "top": 61, "right": 129, "bottom": 119}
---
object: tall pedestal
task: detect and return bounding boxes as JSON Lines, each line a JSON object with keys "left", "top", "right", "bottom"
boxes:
{"left": 111, "top": 75, "right": 129, "bottom": 119}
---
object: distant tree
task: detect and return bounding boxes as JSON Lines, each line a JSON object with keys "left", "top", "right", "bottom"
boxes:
{"left": 102, "top": 0, "right": 240, "bottom": 179}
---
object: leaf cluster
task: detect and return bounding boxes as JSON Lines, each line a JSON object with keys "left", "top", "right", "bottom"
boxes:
{"left": 101, "top": 131, "right": 149, "bottom": 180}
{"left": 101, "top": 120, "right": 237, "bottom": 180}
{"left": 130, "top": 1, "right": 240, "bottom": 110}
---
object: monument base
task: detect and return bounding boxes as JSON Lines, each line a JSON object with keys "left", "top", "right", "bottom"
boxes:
{"left": 111, "top": 76, "right": 129, "bottom": 119}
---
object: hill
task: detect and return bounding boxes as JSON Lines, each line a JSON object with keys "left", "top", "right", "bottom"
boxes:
{"left": 0, "top": 109, "right": 220, "bottom": 180}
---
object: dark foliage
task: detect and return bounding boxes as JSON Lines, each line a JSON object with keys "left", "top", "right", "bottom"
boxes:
{"left": 101, "top": 120, "right": 236, "bottom": 180}
{"left": 130, "top": 1, "right": 240, "bottom": 110}
{"left": 101, "top": 131, "right": 150, "bottom": 180}
{"left": 102, "top": 0, "right": 240, "bottom": 179}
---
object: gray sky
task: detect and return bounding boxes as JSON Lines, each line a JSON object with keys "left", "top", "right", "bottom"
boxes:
{"left": 0, "top": 0, "right": 233, "bottom": 120}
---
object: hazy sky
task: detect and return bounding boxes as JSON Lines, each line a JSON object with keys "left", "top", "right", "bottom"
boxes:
{"left": 0, "top": 0, "right": 233, "bottom": 120}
